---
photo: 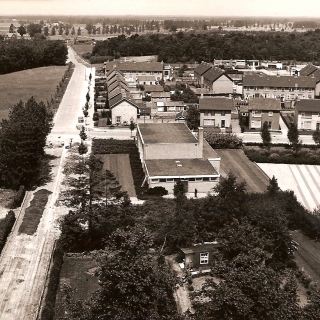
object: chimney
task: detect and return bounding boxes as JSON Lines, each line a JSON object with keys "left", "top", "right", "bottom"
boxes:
{"left": 198, "top": 127, "right": 204, "bottom": 158}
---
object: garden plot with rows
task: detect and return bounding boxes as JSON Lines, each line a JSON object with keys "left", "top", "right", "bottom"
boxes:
{"left": 258, "top": 164, "right": 320, "bottom": 211}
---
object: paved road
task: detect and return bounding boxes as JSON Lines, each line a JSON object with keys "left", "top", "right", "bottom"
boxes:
{"left": 0, "top": 47, "right": 88, "bottom": 320}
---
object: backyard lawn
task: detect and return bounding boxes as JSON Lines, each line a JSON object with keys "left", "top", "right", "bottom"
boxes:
{"left": 98, "top": 154, "right": 137, "bottom": 197}
{"left": 0, "top": 65, "right": 67, "bottom": 121}
{"left": 54, "top": 256, "right": 99, "bottom": 318}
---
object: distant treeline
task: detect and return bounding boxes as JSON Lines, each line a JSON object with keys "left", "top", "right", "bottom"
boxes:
{"left": 91, "top": 30, "right": 320, "bottom": 63}
{"left": 0, "top": 39, "right": 68, "bottom": 74}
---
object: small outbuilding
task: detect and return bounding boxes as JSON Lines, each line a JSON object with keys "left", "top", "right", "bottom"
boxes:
{"left": 180, "top": 242, "right": 222, "bottom": 269}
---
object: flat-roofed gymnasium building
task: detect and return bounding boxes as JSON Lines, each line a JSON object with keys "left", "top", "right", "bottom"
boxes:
{"left": 136, "top": 123, "right": 221, "bottom": 195}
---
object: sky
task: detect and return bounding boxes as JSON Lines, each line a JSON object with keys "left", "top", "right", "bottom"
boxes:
{"left": 2, "top": 0, "right": 320, "bottom": 18}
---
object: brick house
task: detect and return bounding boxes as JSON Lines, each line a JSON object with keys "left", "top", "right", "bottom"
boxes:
{"left": 243, "top": 74, "right": 316, "bottom": 101}
{"left": 294, "top": 99, "right": 320, "bottom": 130}
{"left": 202, "top": 67, "right": 234, "bottom": 95}
{"left": 180, "top": 242, "right": 222, "bottom": 269}
{"left": 300, "top": 64, "right": 320, "bottom": 98}
{"left": 199, "top": 97, "right": 234, "bottom": 129}
{"left": 248, "top": 98, "right": 281, "bottom": 130}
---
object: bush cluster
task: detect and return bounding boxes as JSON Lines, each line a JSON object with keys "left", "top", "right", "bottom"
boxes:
{"left": 204, "top": 132, "right": 243, "bottom": 149}
{"left": 9, "top": 185, "right": 26, "bottom": 209}
{"left": 0, "top": 210, "right": 16, "bottom": 254}
{"left": 245, "top": 148, "right": 320, "bottom": 165}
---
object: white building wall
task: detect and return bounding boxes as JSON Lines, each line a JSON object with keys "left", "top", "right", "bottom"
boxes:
{"left": 112, "top": 101, "right": 138, "bottom": 124}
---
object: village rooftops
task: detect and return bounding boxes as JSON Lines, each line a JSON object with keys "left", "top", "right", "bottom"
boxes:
{"left": 295, "top": 99, "right": 320, "bottom": 112}
{"left": 199, "top": 97, "right": 234, "bottom": 110}
{"left": 194, "top": 62, "right": 212, "bottom": 76}
{"left": 104, "top": 61, "right": 163, "bottom": 72}
{"left": 248, "top": 98, "right": 281, "bottom": 111}
{"left": 203, "top": 67, "right": 231, "bottom": 82}
{"left": 144, "top": 159, "right": 219, "bottom": 177}
{"left": 243, "top": 74, "right": 316, "bottom": 88}
{"left": 138, "top": 123, "right": 197, "bottom": 144}
{"left": 300, "top": 64, "right": 318, "bottom": 76}
{"left": 144, "top": 85, "right": 164, "bottom": 92}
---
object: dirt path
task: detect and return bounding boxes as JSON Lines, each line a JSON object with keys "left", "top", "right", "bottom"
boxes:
{"left": 0, "top": 148, "right": 66, "bottom": 319}
{"left": 292, "top": 230, "right": 320, "bottom": 284}
{"left": 166, "top": 255, "right": 193, "bottom": 314}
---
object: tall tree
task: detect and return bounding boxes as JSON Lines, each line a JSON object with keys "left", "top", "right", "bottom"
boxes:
{"left": 0, "top": 97, "right": 51, "bottom": 187}
{"left": 91, "top": 227, "right": 180, "bottom": 319}
{"left": 27, "top": 23, "right": 42, "bottom": 37}
{"left": 9, "top": 24, "right": 14, "bottom": 33}
{"left": 17, "top": 25, "right": 26, "bottom": 37}
{"left": 313, "top": 126, "right": 320, "bottom": 148}
{"left": 261, "top": 121, "right": 272, "bottom": 149}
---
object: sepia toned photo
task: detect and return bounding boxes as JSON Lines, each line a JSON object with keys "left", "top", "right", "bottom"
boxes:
{"left": 1, "top": 1, "right": 320, "bottom": 319}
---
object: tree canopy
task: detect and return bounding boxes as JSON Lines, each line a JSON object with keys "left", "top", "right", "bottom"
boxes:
{"left": 0, "top": 97, "right": 51, "bottom": 187}
{"left": 0, "top": 39, "right": 68, "bottom": 74}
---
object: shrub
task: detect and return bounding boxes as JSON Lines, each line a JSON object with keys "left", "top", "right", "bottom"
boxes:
{"left": 204, "top": 132, "right": 243, "bottom": 149}
{"left": 145, "top": 186, "right": 168, "bottom": 196}
{"left": 0, "top": 210, "right": 16, "bottom": 253}
{"left": 268, "top": 153, "right": 280, "bottom": 162}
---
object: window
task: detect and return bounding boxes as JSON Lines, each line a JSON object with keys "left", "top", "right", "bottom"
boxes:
{"left": 159, "top": 178, "right": 166, "bottom": 182}
{"left": 151, "top": 179, "right": 159, "bottom": 183}
{"left": 166, "top": 178, "right": 174, "bottom": 182}
{"left": 195, "top": 178, "right": 203, "bottom": 182}
{"left": 116, "top": 116, "right": 121, "bottom": 124}
{"left": 268, "top": 111, "right": 273, "bottom": 116}
{"left": 200, "top": 252, "right": 209, "bottom": 264}
{"left": 268, "top": 121, "right": 272, "bottom": 129}
{"left": 252, "top": 111, "right": 261, "bottom": 117}
{"left": 204, "top": 111, "right": 211, "bottom": 116}
{"left": 221, "top": 111, "right": 226, "bottom": 116}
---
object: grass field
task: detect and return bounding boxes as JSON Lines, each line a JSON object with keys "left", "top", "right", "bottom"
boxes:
{"left": 0, "top": 65, "right": 67, "bottom": 121}
{"left": 216, "top": 149, "right": 269, "bottom": 193}
{"left": 72, "top": 43, "right": 94, "bottom": 58}
{"left": 55, "top": 257, "right": 99, "bottom": 318}
{"left": 18, "top": 189, "right": 51, "bottom": 235}
{"left": 98, "top": 154, "right": 137, "bottom": 197}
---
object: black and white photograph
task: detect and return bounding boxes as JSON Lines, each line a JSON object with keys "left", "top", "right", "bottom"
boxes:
{"left": 1, "top": 0, "right": 320, "bottom": 319}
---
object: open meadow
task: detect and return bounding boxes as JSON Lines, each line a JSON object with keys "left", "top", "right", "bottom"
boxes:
{"left": 0, "top": 66, "right": 67, "bottom": 121}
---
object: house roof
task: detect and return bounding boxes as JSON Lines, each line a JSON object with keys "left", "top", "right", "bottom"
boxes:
{"left": 138, "top": 123, "right": 197, "bottom": 144}
{"left": 194, "top": 62, "right": 212, "bottom": 76}
{"left": 151, "top": 92, "right": 171, "bottom": 98}
{"left": 144, "top": 85, "right": 164, "bottom": 92}
{"left": 295, "top": 99, "right": 320, "bottom": 112}
{"left": 104, "top": 61, "right": 163, "bottom": 72}
{"left": 243, "top": 74, "right": 316, "bottom": 88}
{"left": 145, "top": 158, "right": 218, "bottom": 177}
{"left": 199, "top": 98, "right": 234, "bottom": 111}
{"left": 248, "top": 98, "right": 281, "bottom": 111}
{"left": 300, "top": 64, "right": 318, "bottom": 76}
{"left": 203, "top": 67, "right": 231, "bottom": 83}
{"left": 110, "top": 97, "right": 140, "bottom": 110}
{"left": 181, "top": 243, "right": 222, "bottom": 254}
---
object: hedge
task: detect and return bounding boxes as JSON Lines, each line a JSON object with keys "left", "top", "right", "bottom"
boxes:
{"left": 0, "top": 210, "right": 16, "bottom": 254}
{"left": 245, "top": 148, "right": 320, "bottom": 165}
{"left": 204, "top": 132, "right": 243, "bottom": 149}
{"left": 39, "top": 241, "right": 64, "bottom": 320}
